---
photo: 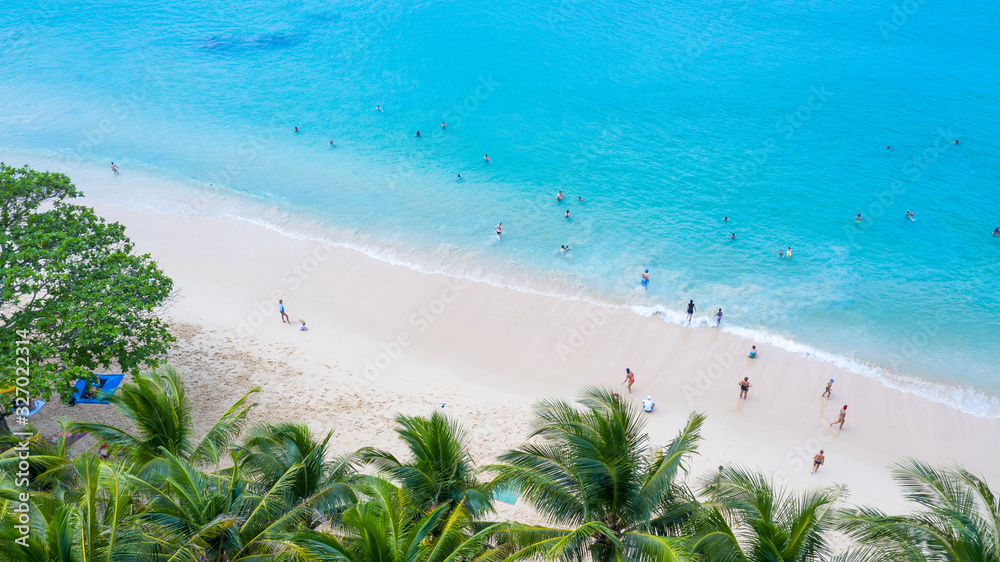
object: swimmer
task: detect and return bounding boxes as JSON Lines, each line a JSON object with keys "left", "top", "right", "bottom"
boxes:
{"left": 731, "top": 233, "right": 736, "bottom": 239}
{"left": 641, "top": 269, "right": 649, "bottom": 289}
{"left": 329, "top": 139, "right": 334, "bottom": 146}
{"left": 778, "top": 250, "right": 784, "bottom": 257}
{"left": 441, "top": 122, "right": 446, "bottom": 128}
{"left": 686, "top": 300, "right": 696, "bottom": 324}
{"left": 495, "top": 222, "right": 502, "bottom": 237}
{"left": 376, "top": 105, "right": 382, "bottom": 112}
{"left": 416, "top": 131, "right": 420, "bottom": 137}
{"left": 855, "top": 213, "right": 863, "bottom": 222}
{"left": 821, "top": 379, "right": 833, "bottom": 398}
{"left": 483, "top": 154, "right": 491, "bottom": 163}
{"left": 812, "top": 450, "right": 825, "bottom": 473}
{"left": 955, "top": 139, "right": 959, "bottom": 144}
{"left": 556, "top": 190, "right": 564, "bottom": 201}
{"left": 578, "top": 196, "right": 583, "bottom": 201}
{"left": 723, "top": 217, "right": 729, "bottom": 221}
{"left": 906, "top": 210, "right": 914, "bottom": 220}
{"left": 457, "top": 174, "right": 462, "bottom": 181}
{"left": 110, "top": 162, "right": 119, "bottom": 175}
{"left": 994, "top": 228, "right": 999, "bottom": 237}
{"left": 715, "top": 308, "right": 723, "bottom": 327}
{"left": 886, "top": 145, "right": 891, "bottom": 150}
{"left": 565, "top": 210, "right": 570, "bottom": 218}
{"left": 560, "top": 245, "right": 570, "bottom": 254}
{"left": 294, "top": 127, "right": 299, "bottom": 133}
{"left": 786, "top": 247, "right": 792, "bottom": 258}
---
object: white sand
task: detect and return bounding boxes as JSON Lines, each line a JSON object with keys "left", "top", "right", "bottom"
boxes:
{"left": 16, "top": 157, "right": 1000, "bottom": 520}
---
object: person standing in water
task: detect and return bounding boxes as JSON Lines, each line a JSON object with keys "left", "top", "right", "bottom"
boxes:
{"left": 416, "top": 130, "right": 420, "bottom": 137}
{"left": 812, "top": 450, "right": 825, "bottom": 473}
{"left": 855, "top": 213, "right": 863, "bottom": 222}
{"left": 376, "top": 105, "right": 383, "bottom": 112}
{"left": 457, "top": 174, "right": 462, "bottom": 181}
{"left": 737, "top": 377, "right": 751, "bottom": 399}
{"left": 495, "top": 222, "right": 503, "bottom": 237}
{"left": 830, "top": 405, "right": 847, "bottom": 429}
{"left": 822, "top": 379, "right": 834, "bottom": 398}
{"left": 622, "top": 368, "right": 635, "bottom": 394}
{"left": 686, "top": 300, "right": 696, "bottom": 324}
{"left": 906, "top": 210, "right": 914, "bottom": 220}
{"left": 715, "top": 308, "right": 723, "bottom": 327}
{"left": 111, "top": 162, "right": 119, "bottom": 175}
{"left": 556, "top": 190, "right": 564, "bottom": 201}
{"left": 786, "top": 247, "right": 792, "bottom": 258}
{"left": 565, "top": 210, "right": 570, "bottom": 219}
{"left": 441, "top": 122, "right": 446, "bottom": 128}
{"left": 483, "top": 154, "right": 491, "bottom": 163}
{"left": 993, "top": 228, "right": 999, "bottom": 237}
{"left": 641, "top": 269, "right": 649, "bottom": 289}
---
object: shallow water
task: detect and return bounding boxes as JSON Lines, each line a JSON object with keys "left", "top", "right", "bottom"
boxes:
{"left": 2, "top": 0, "right": 999, "bottom": 414}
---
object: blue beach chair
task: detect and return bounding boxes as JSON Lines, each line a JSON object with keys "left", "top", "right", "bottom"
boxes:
{"left": 69, "top": 374, "right": 125, "bottom": 405}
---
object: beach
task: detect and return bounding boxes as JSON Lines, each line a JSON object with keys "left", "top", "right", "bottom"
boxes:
{"left": 25, "top": 165, "right": 1000, "bottom": 517}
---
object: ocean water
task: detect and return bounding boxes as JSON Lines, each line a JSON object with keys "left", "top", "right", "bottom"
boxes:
{"left": 3, "top": 0, "right": 999, "bottom": 414}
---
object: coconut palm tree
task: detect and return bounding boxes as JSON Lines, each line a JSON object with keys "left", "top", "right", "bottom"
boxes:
{"left": 0, "top": 454, "right": 138, "bottom": 562}
{"left": 690, "top": 465, "right": 846, "bottom": 562}
{"left": 837, "top": 459, "right": 1000, "bottom": 561}
{"left": 235, "top": 422, "right": 359, "bottom": 527}
{"left": 359, "top": 411, "right": 494, "bottom": 519}
{"left": 69, "top": 365, "right": 259, "bottom": 466}
{"left": 281, "top": 475, "right": 505, "bottom": 562}
{"left": 484, "top": 386, "right": 703, "bottom": 562}
{"left": 119, "top": 449, "right": 323, "bottom": 562}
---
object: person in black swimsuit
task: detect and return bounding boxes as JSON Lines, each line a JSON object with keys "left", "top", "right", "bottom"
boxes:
{"left": 812, "top": 450, "right": 825, "bottom": 473}
{"left": 738, "top": 377, "right": 751, "bottom": 399}
{"left": 686, "top": 300, "right": 696, "bottom": 324}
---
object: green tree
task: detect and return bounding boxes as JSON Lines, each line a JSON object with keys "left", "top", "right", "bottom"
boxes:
{"left": 486, "top": 386, "right": 702, "bottom": 562}
{"left": 359, "top": 411, "right": 494, "bottom": 519}
{"left": 284, "top": 475, "right": 504, "bottom": 562}
{"left": 838, "top": 459, "right": 1000, "bottom": 561}
{"left": 236, "top": 422, "right": 359, "bottom": 527}
{"left": 70, "top": 366, "right": 259, "bottom": 466}
{"left": 0, "top": 163, "right": 174, "bottom": 401}
{"left": 691, "top": 466, "right": 845, "bottom": 562}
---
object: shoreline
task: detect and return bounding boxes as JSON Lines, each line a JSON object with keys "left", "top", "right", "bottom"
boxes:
{"left": 6, "top": 148, "right": 1000, "bottom": 419}
{"left": 15, "top": 167, "right": 998, "bottom": 514}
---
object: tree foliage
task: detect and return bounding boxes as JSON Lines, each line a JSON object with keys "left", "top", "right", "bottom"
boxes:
{"left": 0, "top": 163, "right": 174, "bottom": 400}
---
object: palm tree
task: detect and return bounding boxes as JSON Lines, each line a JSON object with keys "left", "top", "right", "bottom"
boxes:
{"left": 837, "top": 459, "right": 1000, "bottom": 561}
{"left": 70, "top": 365, "right": 259, "bottom": 466}
{"left": 119, "top": 449, "right": 321, "bottom": 562}
{"left": 690, "top": 466, "right": 846, "bottom": 562}
{"left": 0, "top": 454, "right": 138, "bottom": 562}
{"left": 235, "top": 422, "right": 359, "bottom": 527}
{"left": 485, "top": 386, "right": 703, "bottom": 562}
{"left": 359, "top": 411, "right": 494, "bottom": 519}
{"left": 281, "top": 475, "right": 504, "bottom": 562}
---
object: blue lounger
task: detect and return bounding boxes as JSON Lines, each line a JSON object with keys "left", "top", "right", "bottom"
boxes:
{"left": 69, "top": 374, "right": 125, "bottom": 405}
{"left": 492, "top": 484, "right": 519, "bottom": 506}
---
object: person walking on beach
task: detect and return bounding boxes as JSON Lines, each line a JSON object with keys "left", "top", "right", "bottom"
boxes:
{"left": 622, "top": 368, "right": 635, "bottom": 394}
{"left": 812, "top": 450, "right": 825, "bottom": 473}
{"left": 686, "top": 300, "right": 696, "bottom": 324}
{"left": 111, "top": 162, "right": 119, "bottom": 175}
{"left": 738, "top": 377, "right": 751, "bottom": 399}
{"left": 716, "top": 308, "right": 723, "bottom": 327}
{"left": 822, "top": 379, "right": 834, "bottom": 398}
{"left": 279, "top": 300, "right": 290, "bottom": 324}
{"left": 830, "top": 405, "right": 847, "bottom": 429}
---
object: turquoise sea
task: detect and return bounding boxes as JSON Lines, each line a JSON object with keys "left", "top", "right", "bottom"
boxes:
{"left": 2, "top": 0, "right": 999, "bottom": 414}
